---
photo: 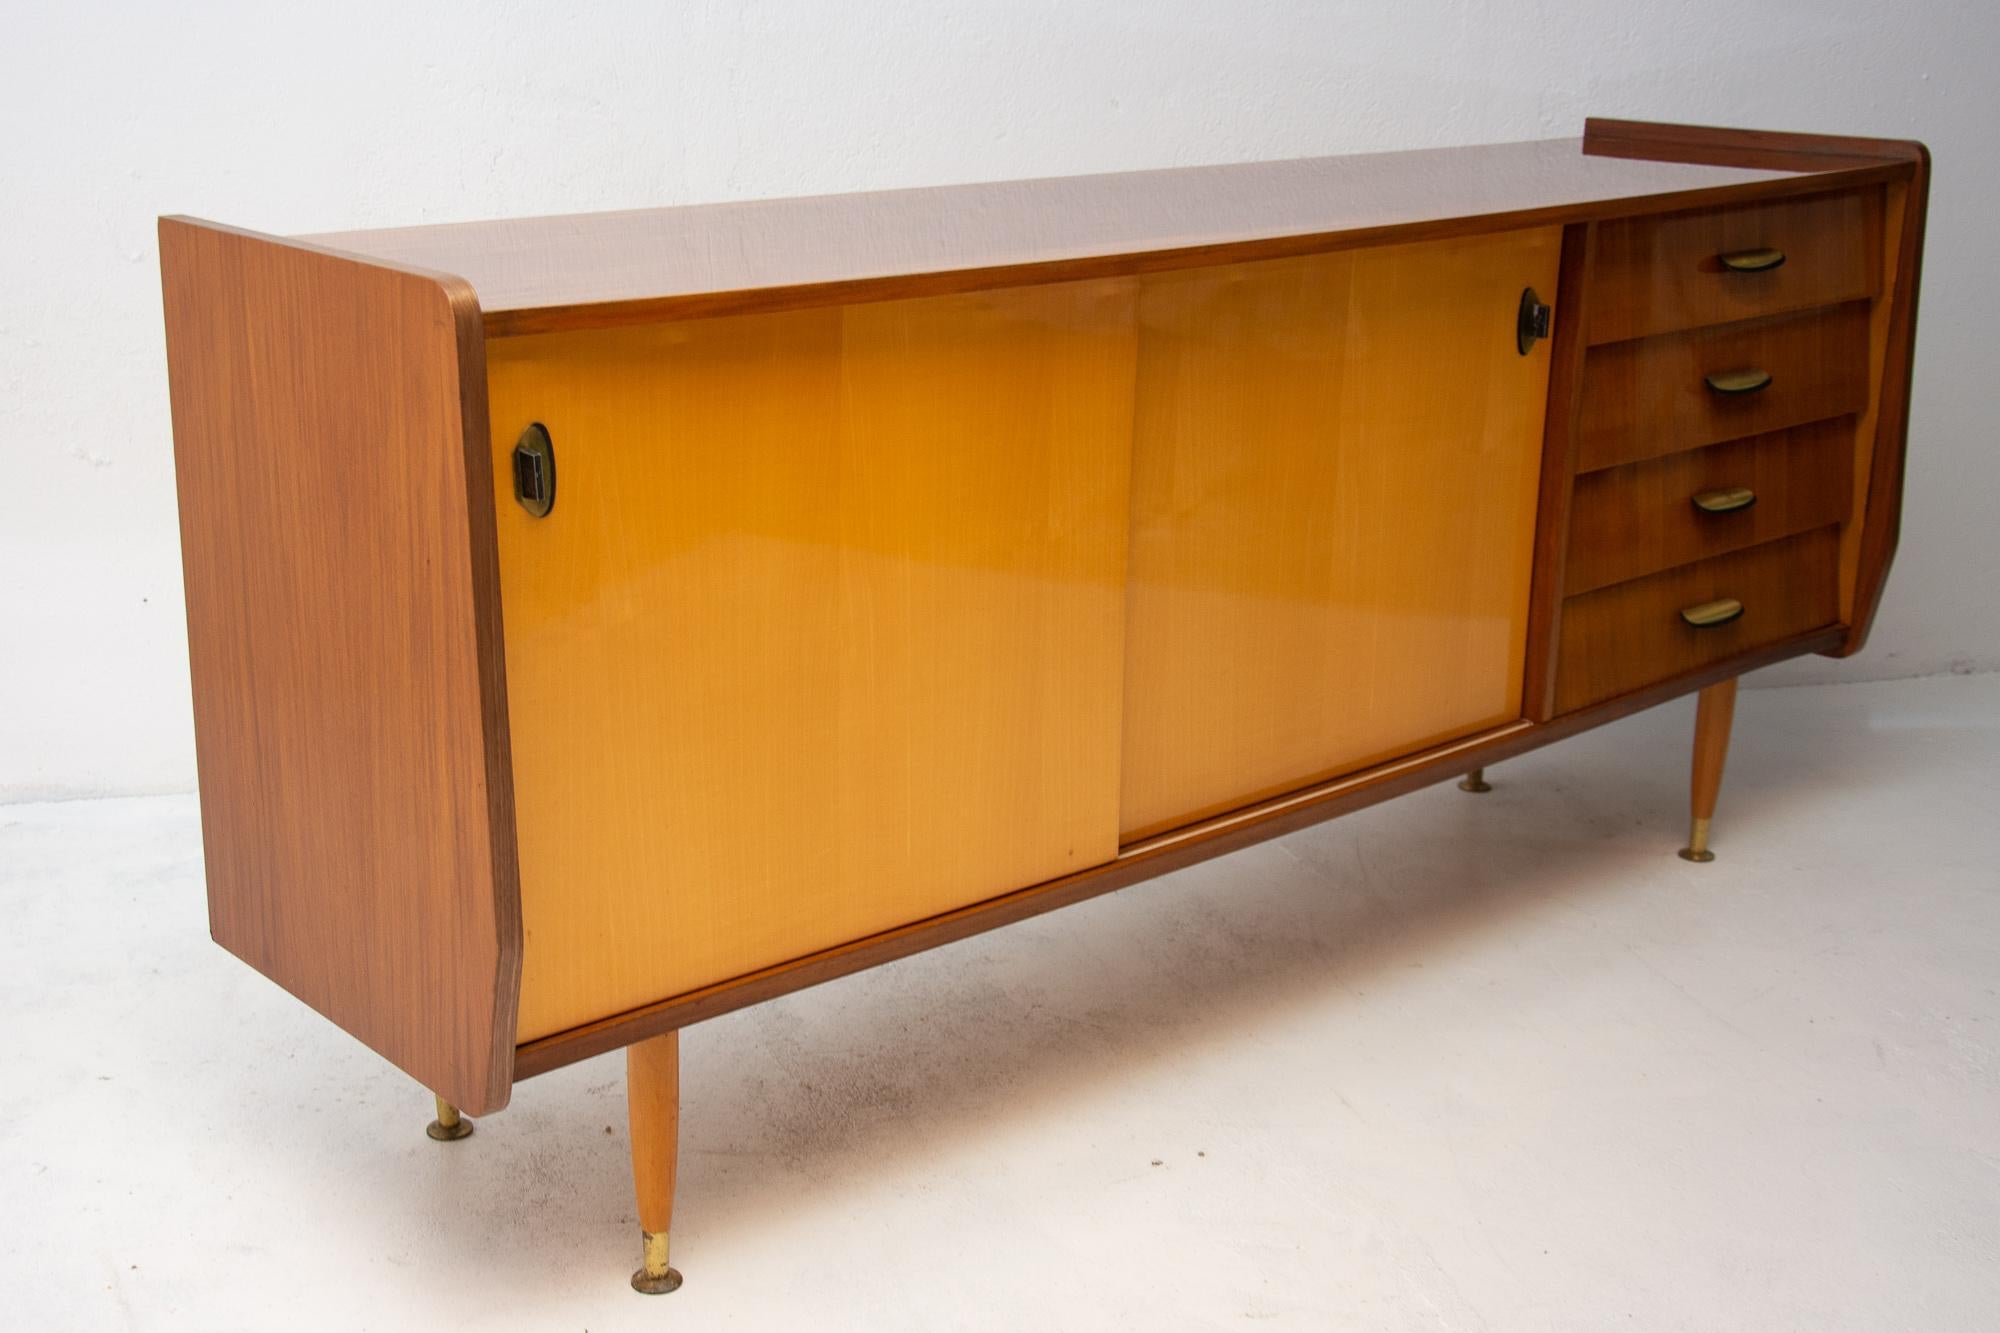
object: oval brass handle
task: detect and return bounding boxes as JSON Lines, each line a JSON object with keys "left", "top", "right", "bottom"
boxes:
{"left": 1680, "top": 598, "right": 1745, "bottom": 629}
{"left": 1719, "top": 247, "right": 1786, "bottom": 273}
{"left": 1705, "top": 368, "right": 1772, "bottom": 395}
{"left": 1691, "top": 486, "right": 1757, "bottom": 514}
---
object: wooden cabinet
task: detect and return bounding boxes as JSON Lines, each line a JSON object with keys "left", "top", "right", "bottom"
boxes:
{"left": 160, "top": 117, "right": 1928, "bottom": 1292}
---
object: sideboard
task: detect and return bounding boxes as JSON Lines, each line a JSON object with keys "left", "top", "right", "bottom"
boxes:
{"left": 159, "top": 117, "right": 1929, "bottom": 1293}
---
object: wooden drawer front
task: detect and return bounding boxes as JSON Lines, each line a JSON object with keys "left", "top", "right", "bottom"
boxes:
{"left": 1577, "top": 301, "right": 1869, "bottom": 472}
{"left": 1554, "top": 528, "right": 1840, "bottom": 713}
{"left": 1565, "top": 419, "right": 1854, "bottom": 596}
{"left": 1587, "top": 189, "right": 1881, "bottom": 344}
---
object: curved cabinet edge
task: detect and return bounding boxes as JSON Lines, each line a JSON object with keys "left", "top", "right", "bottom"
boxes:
{"left": 1838, "top": 140, "right": 1929, "bottom": 657}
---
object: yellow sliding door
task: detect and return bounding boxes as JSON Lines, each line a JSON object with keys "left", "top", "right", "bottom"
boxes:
{"left": 493, "top": 228, "right": 1560, "bottom": 1040}
{"left": 490, "top": 280, "right": 1137, "bottom": 1042}
{"left": 1119, "top": 230, "right": 1561, "bottom": 840}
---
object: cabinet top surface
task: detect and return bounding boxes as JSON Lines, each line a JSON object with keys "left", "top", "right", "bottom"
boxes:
{"left": 287, "top": 133, "right": 1871, "bottom": 331}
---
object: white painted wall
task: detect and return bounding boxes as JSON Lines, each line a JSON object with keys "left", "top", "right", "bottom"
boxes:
{"left": 3, "top": 1, "right": 1994, "bottom": 800}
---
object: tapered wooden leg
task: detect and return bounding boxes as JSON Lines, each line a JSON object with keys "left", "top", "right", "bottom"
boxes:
{"left": 627, "top": 1031, "right": 683, "bottom": 1294}
{"left": 1679, "top": 676, "right": 1739, "bottom": 862}
{"left": 426, "top": 1093, "right": 473, "bottom": 1141}
{"left": 1458, "top": 767, "right": 1492, "bottom": 793}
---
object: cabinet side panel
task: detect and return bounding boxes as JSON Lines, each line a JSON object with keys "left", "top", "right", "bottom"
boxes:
{"left": 160, "top": 218, "right": 520, "bottom": 1114}
{"left": 490, "top": 281, "right": 1136, "bottom": 1042}
{"left": 1120, "top": 230, "right": 1560, "bottom": 840}
{"left": 1839, "top": 152, "right": 1929, "bottom": 653}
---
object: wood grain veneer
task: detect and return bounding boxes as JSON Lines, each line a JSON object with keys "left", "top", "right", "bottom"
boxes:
{"left": 1519, "top": 223, "right": 1596, "bottom": 723}
{"left": 487, "top": 281, "right": 1136, "bottom": 1042}
{"left": 514, "top": 622, "right": 1846, "bottom": 1080}
{"left": 1118, "top": 229, "right": 1557, "bottom": 840}
{"left": 1565, "top": 419, "right": 1855, "bottom": 596}
{"left": 1554, "top": 527, "right": 1840, "bottom": 713}
{"left": 159, "top": 218, "right": 521, "bottom": 1115}
{"left": 1582, "top": 117, "right": 1922, "bottom": 174}
{"left": 1586, "top": 187, "right": 1881, "bottom": 344}
{"left": 1579, "top": 118, "right": 1928, "bottom": 660}
{"left": 296, "top": 137, "right": 1908, "bottom": 336}
{"left": 1576, "top": 301, "right": 1871, "bottom": 473}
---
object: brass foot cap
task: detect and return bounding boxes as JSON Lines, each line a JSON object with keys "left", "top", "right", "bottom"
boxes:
{"left": 425, "top": 1118, "right": 474, "bottom": 1142}
{"left": 631, "top": 1267, "right": 684, "bottom": 1295}
{"left": 1678, "top": 847, "right": 1716, "bottom": 863}
{"left": 1458, "top": 775, "right": 1492, "bottom": 793}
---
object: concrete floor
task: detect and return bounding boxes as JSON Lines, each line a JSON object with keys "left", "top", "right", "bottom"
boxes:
{"left": 3, "top": 673, "right": 1996, "bottom": 1331}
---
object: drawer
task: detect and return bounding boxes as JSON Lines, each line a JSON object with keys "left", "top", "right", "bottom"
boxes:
{"left": 1576, "top": 301, "right": 1869, "bottom": 472}
{"left": 1587, "top": 188, "right": 1882, "bottom": 344}
{"left": 1554, "top": 527, "right": 1840, "bottom": 713}
{"left": 1565, "top": 419, "right": 1854, "bottom": 596}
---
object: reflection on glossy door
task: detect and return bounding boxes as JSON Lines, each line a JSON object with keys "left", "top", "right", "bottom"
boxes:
{"left": 1119, "top": 230, "right": 1561, "bottom": 840}
{"left": 489, "top": 281, "right": 1137, "bottom": 1042}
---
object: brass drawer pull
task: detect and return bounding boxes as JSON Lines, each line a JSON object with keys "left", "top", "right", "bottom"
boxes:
{"left": 1691, "top": 486, "right": 1757, "bottom": 514}
{"left": 1680, "top": 598, "right": 1745, "bottom": 629}
{"left": 1719, "top": 247, "right": 1787, "bottom": 273}
{"left": 1705, "top": 368, "right": 1772, "bottom": 395}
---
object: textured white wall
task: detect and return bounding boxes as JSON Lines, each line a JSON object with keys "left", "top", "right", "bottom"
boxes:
{"left": 3, "top": 0, "right": 1994, "bottom": 800}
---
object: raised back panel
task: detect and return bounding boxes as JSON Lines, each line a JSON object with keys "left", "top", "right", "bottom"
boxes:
{"left": 488, "top": 282, "right": 1137, "bottom": 1042}
{"left": 1119, "top": 229, "right": 1560, "bottom": 840}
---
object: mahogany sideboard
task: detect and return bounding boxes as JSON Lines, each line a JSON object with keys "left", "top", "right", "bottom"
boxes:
{"left": 159, "top": 117, "right": 1928, "bottom": 1294}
